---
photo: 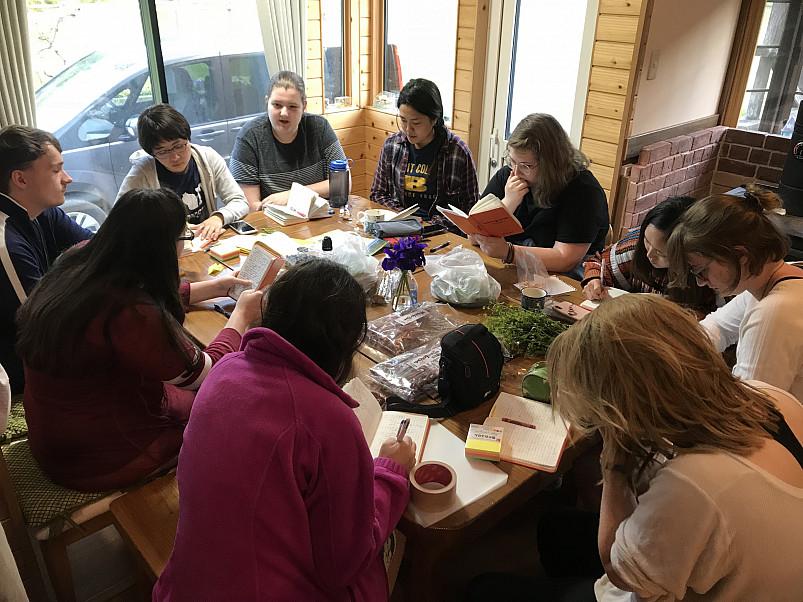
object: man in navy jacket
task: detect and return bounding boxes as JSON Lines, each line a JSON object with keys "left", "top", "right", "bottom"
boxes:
{"left": 0, "top": 125, "right": 92, "bottom": 393}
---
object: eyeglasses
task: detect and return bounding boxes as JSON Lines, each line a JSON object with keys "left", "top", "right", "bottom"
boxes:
{"left": 153, "top": 140, "right": 188, "bottom": 159}
{"left": 503, "top": 155, "right": 537, "bottom": 176}
{"left": 178, "top": 228, "right": 194, "bottom": 242}
{"left": 688, "top": 259, "right": 712, "bottom": 280}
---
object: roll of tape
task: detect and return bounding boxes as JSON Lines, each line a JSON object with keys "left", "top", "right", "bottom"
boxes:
{"left": 410, "top": 461, "right": 457, "bottom": 512}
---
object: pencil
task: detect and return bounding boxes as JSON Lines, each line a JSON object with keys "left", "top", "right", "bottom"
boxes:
{"left": 205, "top": 249, "right": 235, "bottom": 271}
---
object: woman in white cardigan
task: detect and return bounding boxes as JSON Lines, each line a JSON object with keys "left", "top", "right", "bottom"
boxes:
{"left": 117, "top": 104, "right": 249, "bottom": 246}
{"left": 667, "top": 184, "right": 803, "bottom": 402}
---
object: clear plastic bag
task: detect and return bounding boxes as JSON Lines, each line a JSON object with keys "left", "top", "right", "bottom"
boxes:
{"left": 424, "top": 245, "right": 501, "bottom": 307}
{"left": 369, "top": 340, "right": 441, "bottom": 402}
{"left": 318, "top": 230, "right": 379, "bottom": 293}
{"left": 365, "top": 301, "right": 465, "bottom": 356}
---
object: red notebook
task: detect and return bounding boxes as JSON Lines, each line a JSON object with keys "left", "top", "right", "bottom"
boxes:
{"left": 436, "top": 194, "right": 524, "bottom": 238}
{"left": 228, "top": 241, "right": 285, "bottom": 300}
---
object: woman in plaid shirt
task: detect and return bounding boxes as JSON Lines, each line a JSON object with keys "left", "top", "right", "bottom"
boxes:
{"left": 370, "top": 79, "right": 479, "bottom": 228}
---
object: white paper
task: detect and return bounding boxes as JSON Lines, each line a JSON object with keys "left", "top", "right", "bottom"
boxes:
{"left": 406, "top": 423, "right": 509, "bottom": 528}
{"left": 516, "top": 275, "right": 576, "bottom": 296}
{"left": 580, "top": 287, "right": 629, "bottom": 310}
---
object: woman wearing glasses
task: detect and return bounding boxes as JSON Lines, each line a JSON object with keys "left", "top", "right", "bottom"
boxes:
{"left": 668, "top": 185, "right": 803, "bottom": 401}
{"left": 471, "top": 113, "right": 609, "bottom": 278}
{"left": 16, "top": 188, "right": 263, "bottom": 491}
{"left": 118, "top": 103, "right": 250, "bottom": 246}
{"left": 371, "top": 78, "right": 479, "bottom": 227}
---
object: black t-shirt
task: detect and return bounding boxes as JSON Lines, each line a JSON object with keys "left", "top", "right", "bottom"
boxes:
{"left": 156, "top": 156, "right": 209, "bottom": 224}
{"left": 404, "top": 139, "right": 439, "bottom": 218}
{"left": 481, "top": 166, "right": 609, "bottom": 255}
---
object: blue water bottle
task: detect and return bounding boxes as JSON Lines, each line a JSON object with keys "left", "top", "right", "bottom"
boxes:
{"left": 328, "top": 159, "right": 353, "bottom": 208}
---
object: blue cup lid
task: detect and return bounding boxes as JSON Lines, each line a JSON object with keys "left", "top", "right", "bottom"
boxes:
{"left": 330, "top": 159, "right": 349, "bottom": 170}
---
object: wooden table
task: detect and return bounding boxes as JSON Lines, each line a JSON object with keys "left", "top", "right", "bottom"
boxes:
{"left": 112, "top": 198, "right": 591, "bottom": 599}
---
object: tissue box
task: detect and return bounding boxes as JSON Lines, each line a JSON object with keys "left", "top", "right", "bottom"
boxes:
{"left": 465, "top": 424, "right": 503, "bottom": 461}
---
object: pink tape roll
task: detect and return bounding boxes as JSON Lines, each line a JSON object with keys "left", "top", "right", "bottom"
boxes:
{"left": 409, "top": 461, "right": 457, "bottom": 512}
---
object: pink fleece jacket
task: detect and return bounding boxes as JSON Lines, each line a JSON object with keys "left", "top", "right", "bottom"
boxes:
{"left": 153, "top": 327, "right": 410, "bottom": 601}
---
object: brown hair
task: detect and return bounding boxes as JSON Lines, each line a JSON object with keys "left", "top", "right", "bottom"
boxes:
{"left": 667, "top": 185, "right": 788, "bottom": 290}
{"left": 266, "top": 70, "right": 307, "bottom": 104}
{"left": 506, "top": 113, "right": 589, "bottom": 208}
{"left": 546, "top": 294, "right": 776, "bottom": 487}
{"left": 0, "top": 125, "right": 62, "bottom": 195}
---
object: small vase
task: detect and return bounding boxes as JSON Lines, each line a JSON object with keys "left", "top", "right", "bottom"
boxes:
{"left": 391, "top": 269, "right": 418, "bottom": 312}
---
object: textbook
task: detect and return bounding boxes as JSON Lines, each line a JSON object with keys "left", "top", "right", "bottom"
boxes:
{"left": 228, "top": 241, "right": 285, "bottom": 300}
{"left": 483, "top": 392, "right": 570, "bottom": 472}
{"left": 436, "top": 193, "right": 524, "bottom": 238}
{"left": 344, "top": 377, "right": 429, "bottom": 464}
{"left": 263, "top": 182, "right": 330, "bottom": 226}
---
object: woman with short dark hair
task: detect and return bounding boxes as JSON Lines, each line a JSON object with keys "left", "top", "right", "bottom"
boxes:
{"left": 16, "top": 188, "right": 263, "bottom": 491}
{"left": 668, "top": 184, "right": 803, "bottom": 401}
{"left": 371, "top": 78, "right": 479, "bottom": 227}
{"left": 154, "top": 260, "right": 416, "bottom": 601}
{"left": 472, "top": 113, "right": 609, "bottom": 277}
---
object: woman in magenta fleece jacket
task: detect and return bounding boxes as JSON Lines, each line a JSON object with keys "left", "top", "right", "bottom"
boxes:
{"left": 153, "top": 260, "right": 417, "bottom": 602}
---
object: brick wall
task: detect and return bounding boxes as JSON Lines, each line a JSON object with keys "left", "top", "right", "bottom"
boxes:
{"left": 711, "top": 128, "right": 792, "bottom": 194}
{"left": 618, "top": 126, "right": 792, "bottom": 239}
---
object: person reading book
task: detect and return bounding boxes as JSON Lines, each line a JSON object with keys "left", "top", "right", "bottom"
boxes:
{"left": 230, "top": 70, "right": 347, "bottom": 210}
{"left": 469, "top": 294, "right": 803, "bottom": 600}
{"left": 15, "top": 188, "right": 263, "bottom": 492}
{"left": 370, "top": 78, "right": 479, "bottom": 230}
{"left": 153, "top": 260, "right": 416, "bottom": 602}
{"left": 470, "top": 113, "right": 609, "bottom": 279}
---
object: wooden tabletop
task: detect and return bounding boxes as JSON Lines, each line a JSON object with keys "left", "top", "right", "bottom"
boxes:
{"left": 112, "top": 197, "right": 590, "bottom": 598}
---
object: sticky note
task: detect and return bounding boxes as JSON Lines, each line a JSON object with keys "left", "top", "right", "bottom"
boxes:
{"left": 465, "top": 424, "right": 503, "bottom": 461}
{"left": 208, "top": 263, "right": 224, "bottom": 275}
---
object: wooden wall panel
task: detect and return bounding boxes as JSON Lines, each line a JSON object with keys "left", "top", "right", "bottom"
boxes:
{"left": 580, "top": 138, "right": 619, "bottom": 167}
{"left": 592, "top": 41, "right": 634, "bottom": 70}
{"left": 586, "top": 90, "right": 626, "bottom": 120}
{"left": 589, "top": 66, "right": 629, "bottom": 95}
{"left": 599, "top": 0, "right": 641, "bottom": 16}
{"left": 596, "top": 14, "right": 639, "bottom": 43}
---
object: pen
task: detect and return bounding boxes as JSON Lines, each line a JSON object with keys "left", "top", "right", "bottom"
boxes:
{"left": 213, "top": 304, "right": 231, "bottom": 318}
{"left": 502, "top": 417, "right": 537, "bottom": 430}
{"left": 599, "top": 257, "right": 606, "bottom": 289}
{"left": 396, "top": 418, "right": 410, "bottom": 441}
{"left": 205, "top": 249, "right": 235, "bottom": 271}
{"left": 430, "top": 241, "right": 451, "bottom": 253}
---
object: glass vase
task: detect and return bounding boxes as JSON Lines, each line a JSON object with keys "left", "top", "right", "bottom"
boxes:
{"left": 391, "top": 269, "right": 418, "bottom": 312}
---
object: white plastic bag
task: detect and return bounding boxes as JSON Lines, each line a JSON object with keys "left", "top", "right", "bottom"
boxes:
{"left": 321, "top": 230, "right": 379, "bottom": 293}
{"left": 424, "top": 245, "right": 501, "bottom": 307}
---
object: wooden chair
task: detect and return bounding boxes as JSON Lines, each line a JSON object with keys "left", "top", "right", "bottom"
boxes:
{"left": 0, "top": 439, "right": 124, "bottom": 601}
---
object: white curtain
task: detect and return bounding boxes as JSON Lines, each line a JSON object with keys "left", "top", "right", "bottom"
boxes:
{"left": 256, "top": 0, "right": 308, "bottom": 78}
{"left": 0, "top": 0, "right": 36, "bottom": 127}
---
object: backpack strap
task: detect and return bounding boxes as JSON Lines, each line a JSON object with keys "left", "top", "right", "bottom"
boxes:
{"left": 385, "top": 396, "right": 454, "bottom": 418}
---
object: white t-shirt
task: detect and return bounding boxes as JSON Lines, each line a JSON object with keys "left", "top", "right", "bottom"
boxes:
{"left": 596, "top": 384, "right": 803, "bottom": 601}
{"left": 701, "top": 278, "right": 803, "bottom": 402}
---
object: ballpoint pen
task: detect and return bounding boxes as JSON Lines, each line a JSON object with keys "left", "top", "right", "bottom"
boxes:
{"left": 430, "top": 241, "right": 451, "bottom": 253}
{"left": 396, "top": 418, "right": 410, "bottom": 441}
{"left": 213, "top": 304, "right": 231, "bottom": 318}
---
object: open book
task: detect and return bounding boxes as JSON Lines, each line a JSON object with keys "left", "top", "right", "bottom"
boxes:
{"left": 483, "top": 392, "right": 570, "bottom": 472}
{"left": 436, "top": 193, "right": 524, "bottom": 238}
{"left": 579, "top": 287, "right": 630, "bottom": 310}
{"left": 228, "top": 241, "right": 285, "bottom": 300}
{"left": 263, "top": 182, "right": 330, "bottom": 226}
{"left": 344, "top": 377, "right": 429, "bottom": 464}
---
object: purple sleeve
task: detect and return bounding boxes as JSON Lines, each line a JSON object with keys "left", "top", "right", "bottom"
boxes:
{"left": 178, "top": 282, "right": 191, "bottom": 311}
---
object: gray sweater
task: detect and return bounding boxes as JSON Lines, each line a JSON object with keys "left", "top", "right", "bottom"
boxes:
{"left": 117, "top": 144, "right": 250, "bottom": 225}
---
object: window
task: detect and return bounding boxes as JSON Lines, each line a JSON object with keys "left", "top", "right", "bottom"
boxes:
{"left": 321, "top": 0, "right": 345, "bottom": 107}
{"left": 383, "top": 0, "right": 458, "bottom": 123}
{"left": 738, "top": 1, "right": 803, "bottom": 136}
{"left": 27, "top": 0, "right": 268, "bottom": 232}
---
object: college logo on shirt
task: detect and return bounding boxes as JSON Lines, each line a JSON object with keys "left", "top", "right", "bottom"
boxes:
{"left": 405, "top": 162, "right": 429, "bottom": 193}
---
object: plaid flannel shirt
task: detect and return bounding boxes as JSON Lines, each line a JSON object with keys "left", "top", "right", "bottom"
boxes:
{"left": 370, "top": 130, "right": 479, "bottom": 227}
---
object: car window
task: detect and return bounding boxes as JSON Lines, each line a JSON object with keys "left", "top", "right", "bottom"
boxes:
{"left": 166, "top": 59, "right": 225, "bottom": 126}
{"left": 227, "top": 54, "right": 270, "bottom": 119}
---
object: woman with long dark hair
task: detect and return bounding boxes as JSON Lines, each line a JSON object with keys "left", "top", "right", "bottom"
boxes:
{"left": 471, "top": 113, "right": 609, "bottom": 278}
{"left": 582, "top": 195, "right": 716, "bottom": 313}
{"left": 668, "top": 184, "right": 803, "bottom": 401}
{"left": 371, "top": 78, "right": 479, "bottom": 226}
{"left": 154, "top": 260, "right": 416, "bottom": 601}
{"left": 16, "top": 188, "right": 263, "bottom": 491}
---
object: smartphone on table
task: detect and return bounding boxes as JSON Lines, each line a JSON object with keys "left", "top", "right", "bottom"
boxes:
{"left": 229, "top": 220, "right": 258, "bottom": 235}
{"left": 422, "top": 224, "right": 447, "bottom": 238}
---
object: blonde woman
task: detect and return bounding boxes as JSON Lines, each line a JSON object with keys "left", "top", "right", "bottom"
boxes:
{"left": 470, "top": 114, "right": 609, "bottom": 278}
{"left": 667, "top": 185, "right": 803, "bottom": 401}
{"left": 545, "top": 295, "right": 803, "bottom": 600}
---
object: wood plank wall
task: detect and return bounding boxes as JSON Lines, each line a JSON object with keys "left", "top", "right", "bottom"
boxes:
{"left": 579, "top": 0, "right": 649, "bottom": 234}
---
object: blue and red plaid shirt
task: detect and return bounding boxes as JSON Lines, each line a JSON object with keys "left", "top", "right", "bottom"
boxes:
{"left": 370, "top": 130, "right": 479, "bottom": 228}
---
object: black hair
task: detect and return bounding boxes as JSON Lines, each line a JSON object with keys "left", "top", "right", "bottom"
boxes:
{"left": 137, "top": 104, "right": 192, "bottom": 155}
{"left": 261, "top": 260, "right": 366, "bottom": 384}
{"left": 397, "top": 78, "right": 448, "bottom": 188}
{"left": 16, "top": 188, "right": 194, "bottom": 374}
{"left": 0, "top": 125, "right": 62, "bottom": 195}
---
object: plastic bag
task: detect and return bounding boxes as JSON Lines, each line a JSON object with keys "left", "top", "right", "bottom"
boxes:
{"left": 320, "top": 230, "right": 379, "bottom": 293}
{"left": 365, "top": 301, "right": 465, "bottom": 356}
{"left": 369, "top": 340, "right": 441, "bottom": 402}
{"left": 424, "top": 245, "right": 500, "bottom": 307}
{"left": 514, "top": 249, "right": 550, "bottom": 290}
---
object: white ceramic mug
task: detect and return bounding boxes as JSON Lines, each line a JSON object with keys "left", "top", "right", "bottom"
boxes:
{"left": 357, "top": 209, "right": 386, "bottom": 235}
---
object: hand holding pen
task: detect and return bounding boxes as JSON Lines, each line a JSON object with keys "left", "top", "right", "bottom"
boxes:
{"left": 379, "top": 418, "right": 417, "bottom": 472}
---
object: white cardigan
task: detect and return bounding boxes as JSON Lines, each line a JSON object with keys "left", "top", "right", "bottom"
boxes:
{"left": 117, "top": 144, "right": 250, "bottom": 225}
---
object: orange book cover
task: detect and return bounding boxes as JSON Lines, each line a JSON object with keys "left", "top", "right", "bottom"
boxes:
{"left": 436, "top": 194, "right": 524, "bottom": 238}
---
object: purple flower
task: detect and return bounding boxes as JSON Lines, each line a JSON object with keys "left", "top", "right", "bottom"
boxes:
{"left": 382, "top": 236, "right": 427, "bottom": 271}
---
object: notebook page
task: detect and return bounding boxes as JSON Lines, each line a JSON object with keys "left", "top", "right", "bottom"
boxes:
{"left": 343, "top": 378, "right": 382, "bottom": 444}
{"left": 368, "top": 411, "right": 429, "bottom": 460}
{"left": 484, "top": 417, "right": 567, "bottom": 469}
{"left": 228, "top": 244, "right": 276, "bottom": 300}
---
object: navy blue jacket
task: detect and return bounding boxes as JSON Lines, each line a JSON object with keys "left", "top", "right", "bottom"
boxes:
{"left": 0, "top": 193, "right": 92, "bottom": 393}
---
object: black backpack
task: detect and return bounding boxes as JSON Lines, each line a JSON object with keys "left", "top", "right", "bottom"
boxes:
{"left": 386, "top": 324, "right": 503, "bottom": 418}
